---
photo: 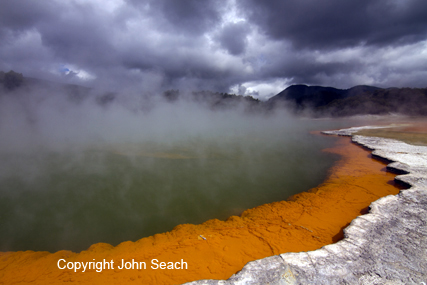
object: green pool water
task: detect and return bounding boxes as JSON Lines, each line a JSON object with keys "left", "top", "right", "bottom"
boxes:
{"left": 0, "top": 112, "right": 355, "bottom": 252}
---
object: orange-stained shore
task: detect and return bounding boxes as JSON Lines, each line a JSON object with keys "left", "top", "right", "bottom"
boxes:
{"left": 0, "top": 136, "right": 402, "bottom": 285}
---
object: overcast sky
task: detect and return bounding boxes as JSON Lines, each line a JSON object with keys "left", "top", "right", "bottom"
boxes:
{"left": 1, "top": 0, "right": 427, "bottom": 100}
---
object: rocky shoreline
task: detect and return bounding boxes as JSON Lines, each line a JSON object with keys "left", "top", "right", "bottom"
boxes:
{"left": 186, "top": 126, "right": 427, "bottom": 285}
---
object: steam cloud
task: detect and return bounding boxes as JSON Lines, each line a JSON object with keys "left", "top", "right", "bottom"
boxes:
{"left": 0, "top": 86, "right": 346, "bottom": 252}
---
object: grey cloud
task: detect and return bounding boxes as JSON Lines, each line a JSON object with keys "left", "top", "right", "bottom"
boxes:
{"left": 0, "top": 1, "right": 119, "bottom": 81}
{"left": 0, "top": 1, "right": 57, "bottom": 34}
{"left": 216, "top": 21, "right": 250, "bottom": 55}
{"left": 0, "top": 0, "right": 426, "bottom": 98}
{"left": 242, "top": 0, "right": 427, "bottom": 49}
{"left": 39, "top": 19, "right": 111, "bottom": 63}
{"left": 127, "top": 0, "right": 222, "bottom": 35}
{"left": 0, "top": 0, "right": 231, "bottom": 90}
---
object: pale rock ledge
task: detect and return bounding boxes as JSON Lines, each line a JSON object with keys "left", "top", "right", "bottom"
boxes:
{"left": 185, "top": 126, "right": 427, "bottom": 285}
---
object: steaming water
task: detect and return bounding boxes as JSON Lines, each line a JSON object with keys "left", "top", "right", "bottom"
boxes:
{"left": 0, "top": 93, "right": 354, "bottom": 252}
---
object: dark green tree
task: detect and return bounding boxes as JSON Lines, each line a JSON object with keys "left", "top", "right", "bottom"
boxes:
{"left": 3, "top": 70, "right": 24, "bottom": 90}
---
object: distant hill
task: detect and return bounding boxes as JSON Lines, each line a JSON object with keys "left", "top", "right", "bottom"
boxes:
{"left": 268, "top": 84, "right": 427, "bottom": 116}
{"left": 268, "top": 84, "right": 380, "bottom": 108}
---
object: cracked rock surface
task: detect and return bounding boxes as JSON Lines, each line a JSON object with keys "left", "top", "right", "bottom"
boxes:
{"left": 186, "top": 126, "right": 427, "bottom": 285}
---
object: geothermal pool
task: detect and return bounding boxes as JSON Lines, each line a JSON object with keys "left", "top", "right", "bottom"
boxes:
{"left": 0, "top": 123, "right": 348, "bottom": 252}
{"left": 0, "top": 94, "right": 358, "bottom": 252}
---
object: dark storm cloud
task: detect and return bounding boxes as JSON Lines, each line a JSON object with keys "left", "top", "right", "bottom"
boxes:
{"left": 242, "top": 0, "right": 427, "bottom": 49}
{"left": 216, "top": 21, "right": 250, "bottom": 55}
{"left": 0, "top": 0, "right": 119, "bottom": 82}
{"left": 0, "top": 0, "right": 238, "bottom": 92}
{"left": 0, "top": 1, "right": 57, "bottom": 34}
{"left": 0, "top": 0, "right": 426, "bottom": 99}
{"left": 134, "top": 0, "right": 222, "bottom": 35}
{"left": 38, "top": 11, "right": 113, "bottom": 63}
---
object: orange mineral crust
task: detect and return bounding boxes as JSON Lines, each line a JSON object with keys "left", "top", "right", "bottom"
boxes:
{"left": 0, "top": 136, "right": 401, "bottom": 285}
